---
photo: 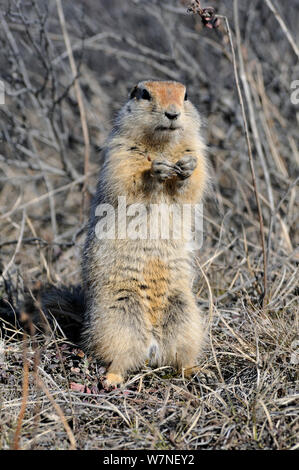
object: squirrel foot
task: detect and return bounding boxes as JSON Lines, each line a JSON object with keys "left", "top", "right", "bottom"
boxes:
{"left": 102, "top": 372, "right": 124, "bottom": 390}
{"left": 181, "top": 365, "right": 201, "bottom": 378}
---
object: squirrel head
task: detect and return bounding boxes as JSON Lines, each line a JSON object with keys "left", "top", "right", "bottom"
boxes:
{"left": 117, "top": 80, "right": 201, "bottom": 147}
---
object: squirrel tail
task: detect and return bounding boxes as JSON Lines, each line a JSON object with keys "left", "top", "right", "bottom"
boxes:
{"left": 40, "top": 285, "right": 85, "bottom": 342}
{"left": 0, "top": 282, "right": 86, "bottom": 343}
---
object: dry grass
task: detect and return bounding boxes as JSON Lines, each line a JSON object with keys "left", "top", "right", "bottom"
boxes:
{"left": 0, "top": 0, "right": 298, "bottom": 450}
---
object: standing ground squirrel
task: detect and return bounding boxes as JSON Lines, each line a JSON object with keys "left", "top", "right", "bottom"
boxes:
{"left": 82, "top": 80, "right": 208, "bottom": 388}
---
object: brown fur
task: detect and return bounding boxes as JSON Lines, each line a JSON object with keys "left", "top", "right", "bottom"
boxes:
{"left": 143, "top": 257, "right": 169, "bottom": 326}
{"left": 82, "top": 80, "right": 208, "bottom": 387}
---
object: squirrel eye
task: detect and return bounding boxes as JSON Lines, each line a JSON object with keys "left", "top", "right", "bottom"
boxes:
{"left": 184, "top": 92, "right": 188, "bottom": 101}
{"left": 141, "top": 89, "right": 151, "bottom": 101}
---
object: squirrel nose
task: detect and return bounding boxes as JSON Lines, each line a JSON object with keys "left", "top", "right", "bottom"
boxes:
{"left": 165, "top": 110, "right": 180, "bottom": 121}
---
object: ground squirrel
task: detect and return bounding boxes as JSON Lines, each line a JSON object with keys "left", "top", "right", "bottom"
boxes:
{"left": 82, "top": 80, "right": 208, "bottom": 388}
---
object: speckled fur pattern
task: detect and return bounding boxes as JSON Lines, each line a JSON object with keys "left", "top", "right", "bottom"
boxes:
{"left": 82, "top": 80, "right": 208, "bottom": 387}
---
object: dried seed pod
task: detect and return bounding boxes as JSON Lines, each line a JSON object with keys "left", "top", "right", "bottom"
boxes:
{"left": 187, "top": 1, "right": 221, "bottom": 29}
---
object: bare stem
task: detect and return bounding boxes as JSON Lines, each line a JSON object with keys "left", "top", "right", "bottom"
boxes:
{"left": 217, "top": 13, "right": 268, "bottom": 305}
{"left": 12, "top": 334, "right": 29, "bottom": 449}
{"left": 263, "top": 0, "right": 299, "bottom": 59}
{"left": 56, "top": 0, "right": 91, "bottom": 212}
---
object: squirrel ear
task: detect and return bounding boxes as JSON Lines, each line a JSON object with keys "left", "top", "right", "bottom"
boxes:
{"left": 129, "top": 85, "right": 138, "bottom": 100}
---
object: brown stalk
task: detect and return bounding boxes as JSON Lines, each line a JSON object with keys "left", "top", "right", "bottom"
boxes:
{"left": 36, "top": 377, "right": 77, "bottom": 450}
{"left": 12, "top": 330, "right": 29, "bottom": 450}
{"left": 220, "top": 11, "right": 268, "bottom": 305}
{"left": 263, "top": 0, "right": 299, "bottom": 59}
{"left": 187, "top": 1, "right": 268, "bottom": 305}
{"left": 222, "top": 12, "right": 268, "bottom": 305}
{"left": 56, "top": 0, "right": 91, "bottom": 216}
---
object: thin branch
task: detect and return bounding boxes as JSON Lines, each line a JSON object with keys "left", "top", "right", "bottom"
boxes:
{"left": 187, "top": 1, "right": 268, "bottom": 304}
{"left": 263, "top": 0, "right": 299, "bottom": 59}
{"left": 219, "top": 10, "right": 268, "bottom": 305}
{"left": 2, "top": 210, "right": 26, "bottom": 279}
{"left": 56, "top": 0, "right": 90, "bottom": 210}
{"left": 233, "top": 8, "right": 274, "bottom": 212}
{"left": 0, "top": 173, "right": 91, "bottom": 221}
{"left": 36, "top": 377, "right": 76, "bottom": 450}
{"left": 12, "top": 334, "right": 29, "bottom": 450}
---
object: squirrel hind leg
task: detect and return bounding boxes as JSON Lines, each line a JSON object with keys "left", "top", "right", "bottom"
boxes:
{"left": 95, "top": 313, "right": 151, "bottom": 389}
{"left": 162, "top": 293, "right": 205, "bottom": 377}
{"left": 175, "top": 340, "right": 204, "bottom": 379}
{"left": 102, "top": 350, "right": 144, "bottom": 390}
{"left": 101, "top": 332, "right": 153, "bottom": 389}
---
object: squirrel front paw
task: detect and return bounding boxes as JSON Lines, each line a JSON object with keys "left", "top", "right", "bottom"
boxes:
{"left": 151, "top": 158, "right": 176, "bottom": 181}
{"left": 174, "top": 155, "right": 197, "bottom": 180}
